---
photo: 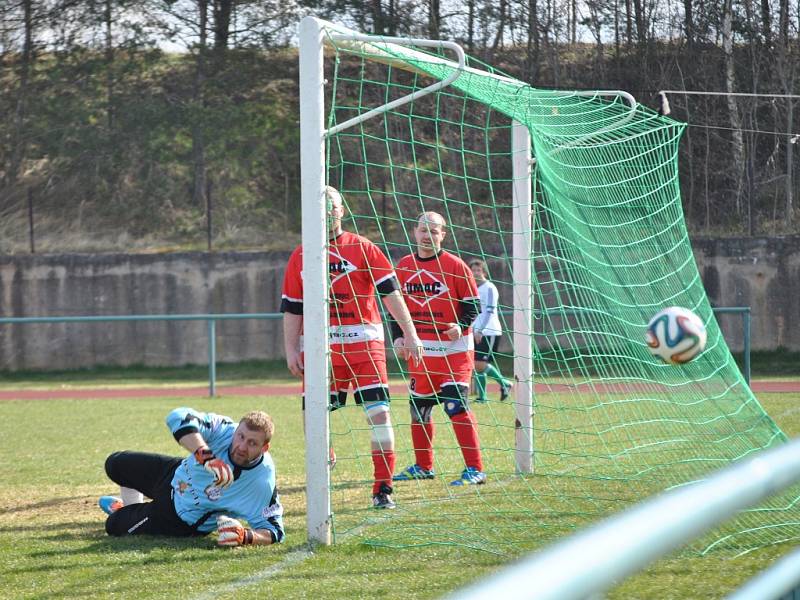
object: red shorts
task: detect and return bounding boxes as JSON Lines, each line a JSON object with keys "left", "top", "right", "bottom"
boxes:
{"left": 302, "top": 359, "right": 389, "bottom": 410}
{"left": 407, "top": 352, "right": 473, "bottom": 397}
{"left": 331, "top": 359, "right": 388, "bottom": 393}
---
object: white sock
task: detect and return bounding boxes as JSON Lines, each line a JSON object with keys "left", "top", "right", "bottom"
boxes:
{"left": 120, "top": 487, "right": 144, "bottom": 506}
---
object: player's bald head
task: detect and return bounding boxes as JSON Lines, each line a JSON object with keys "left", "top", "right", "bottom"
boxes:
{"left": 326, "top": 186, "right": 345, "bottom": 237}
{"left": 325, "top": 186, "right": 343, "bottom": 209}
{"left": 416, "top": 211, "right": 446, "bottom": 229}
{"left": 414, "top": 211, "right": 447, "bottom": 257}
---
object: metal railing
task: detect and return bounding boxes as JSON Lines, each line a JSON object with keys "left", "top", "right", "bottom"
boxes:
{"left": 0, "top": 306, "right": 752, "bottom": 395}
{"left": 0, "top": 312, "right": 282, "bottom": 396}
{"left": 713, "top": 306, "right": 752, "bottom": 384}
{"left": 452, "top": 437, "right": 800, "bottom": 600}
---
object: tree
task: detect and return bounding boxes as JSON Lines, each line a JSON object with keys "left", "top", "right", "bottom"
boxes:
{"left": 3, "top": 0, "right": 35, "bottom": 191}
{"left": 721, "top": 0, "right": 746, "bottom": 216}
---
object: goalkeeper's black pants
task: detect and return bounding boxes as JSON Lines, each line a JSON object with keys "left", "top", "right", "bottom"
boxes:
{"left": 103, "top": 451, "right": 204, "bottom": 537}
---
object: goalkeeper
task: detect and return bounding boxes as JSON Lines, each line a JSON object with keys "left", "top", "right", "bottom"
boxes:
{"left": 98, "top": 407, "right": 284, "bottom": 547}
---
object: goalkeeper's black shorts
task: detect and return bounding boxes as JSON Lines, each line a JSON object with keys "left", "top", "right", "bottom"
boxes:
{"left": 474, "top": 335, "right": 498, "bottom": 363}
{"left": 103, "top": 451, "right": 206, "bottom": 537}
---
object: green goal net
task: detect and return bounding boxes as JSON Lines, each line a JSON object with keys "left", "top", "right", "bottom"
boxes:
{"left": 314, "top": 23, "right": 800, "bottom": 556}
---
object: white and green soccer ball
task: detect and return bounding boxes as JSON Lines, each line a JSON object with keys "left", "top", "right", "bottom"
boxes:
{"left": 645, "top": 306, "right": 707, "bottom": 364}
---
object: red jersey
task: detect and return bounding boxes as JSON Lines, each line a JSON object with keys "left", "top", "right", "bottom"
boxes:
{"left": 281, "top": 231, "right": 398, "bottom": 366}
{"left": 394, "top": 250, "right": 480, "bottom": 357}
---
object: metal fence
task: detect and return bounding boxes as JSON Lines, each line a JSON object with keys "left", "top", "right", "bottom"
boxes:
{"left": 0, "top": 306, "right": 751, "bottom": 394}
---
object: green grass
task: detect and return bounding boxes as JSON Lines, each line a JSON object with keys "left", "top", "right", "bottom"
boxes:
{"left": 0, "top": 394, "right": 507, "bottom": 599}
{"left": 1, "top": 379, "right": 799, "bottom": 598}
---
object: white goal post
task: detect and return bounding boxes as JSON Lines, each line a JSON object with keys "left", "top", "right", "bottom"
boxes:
{"left": 298, "top": 16, "right": 534, "bottom": 545}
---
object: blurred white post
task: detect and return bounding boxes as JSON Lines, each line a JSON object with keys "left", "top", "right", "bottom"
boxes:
{"left": 512, "top": 119, "right": 534, "bottom": 473}
{"left": 299, "top": 15, "right": 331, "bottom": 546}
{"left": 452, "top": 438, "right": 800, "bottom": 600}
{"left": 727, "top": 545, "right": 800, "bottom": 600}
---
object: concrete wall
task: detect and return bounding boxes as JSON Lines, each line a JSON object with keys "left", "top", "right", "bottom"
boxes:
{"left": 693, "top": 236, "right": 800, "bottom": 352}
{"left": 1, "top": 237, "right": 798, "bottom": 370}
{"left": 0, "top": 252, "right": 288, "bottom": 370}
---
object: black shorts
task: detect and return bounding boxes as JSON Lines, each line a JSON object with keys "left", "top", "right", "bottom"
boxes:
{"left": 474, "top": 335, "right": 499, "bottom": 363}
{"left": 103, "top": 451, "right": 208, "bottom": 537}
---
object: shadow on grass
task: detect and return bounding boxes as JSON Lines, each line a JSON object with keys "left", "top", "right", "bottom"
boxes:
{"left": 2, "top": 495, "right": 88, "bottom": 514}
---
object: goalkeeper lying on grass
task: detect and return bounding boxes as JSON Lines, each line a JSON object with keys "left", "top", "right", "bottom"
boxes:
{"left": 99, "top": 407, "right": 284, "bottom": 547}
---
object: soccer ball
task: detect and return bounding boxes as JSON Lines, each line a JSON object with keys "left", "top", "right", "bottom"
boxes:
{"left": 645, "top": 306, "right": 707, "bottom": 364}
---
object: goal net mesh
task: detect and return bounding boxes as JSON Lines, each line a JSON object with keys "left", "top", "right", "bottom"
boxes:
{"left": 316, "top": 25, "right": 800, "bottom": 556}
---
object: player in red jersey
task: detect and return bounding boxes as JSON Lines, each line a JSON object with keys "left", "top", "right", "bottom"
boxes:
{"left": 390, "top": 211, "right": 487, "bottom": 486}
{"left": 281, "top": 186, "right": 422, "bottom": 509}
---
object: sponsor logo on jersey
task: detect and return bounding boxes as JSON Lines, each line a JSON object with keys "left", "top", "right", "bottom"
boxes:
{"left": 262, "top": 497, "right": 285, "bottom": 519}
{"left": 328, "top": 250, "right": 357, "bottom": 285}
{"left": 204, "top": 485, "right": 223, "bottom": 501}
{"left": 176, "top": 481, "right": 189, "bottom": 495}
{"left": 404, "top": 269, "right": 448, "bottom": 307}
{"left": 328, "top": 250, "right": 358, "bottom": 305}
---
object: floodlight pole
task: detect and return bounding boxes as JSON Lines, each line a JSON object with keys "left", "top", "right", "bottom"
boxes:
{"left": 512, "top": 119, "right": 534, "bottom": 473}
{"left": 299, "top": 15, "right": 332, "bottom": 546}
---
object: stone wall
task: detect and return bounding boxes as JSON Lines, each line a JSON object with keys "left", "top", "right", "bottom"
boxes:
{"left": 0, "top": 252, "right": 288, "bottom": 370}
{"left": 1, "top": 237, "right": 797, "bottom": 370}
{"left": 692, "top": 236, "right": 800, "bottom": 352}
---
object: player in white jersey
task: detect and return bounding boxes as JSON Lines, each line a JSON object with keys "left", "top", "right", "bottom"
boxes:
{"left": 98, "top": 407, "right": 284, "bottom": 547}
{"left": 469, "top": 259, "right": 512, "bottom": 402}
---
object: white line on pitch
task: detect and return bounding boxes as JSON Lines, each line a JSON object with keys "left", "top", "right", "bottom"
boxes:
{"left": 191, "top": 546, "right": 314, "bottom": 600}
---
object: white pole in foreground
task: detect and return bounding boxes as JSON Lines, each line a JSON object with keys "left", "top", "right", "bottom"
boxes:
{"left": 511, "top": 119, "right": 534, "bottom": 474}
{"left": 299, "top": 15, "right": 331, "bottom": 546}
{"left": 451, "top": 438, "right": 800, "bottom": 600}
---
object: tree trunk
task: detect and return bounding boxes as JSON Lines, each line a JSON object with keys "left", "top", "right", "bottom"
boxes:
{"left": 786, "top": 104, "right": 794, "bottom": 224}
{"left": 5, "top": 0, "right": 34, "bottom": 189}
{"left": 213, "top": 0, "right": 232, "bottom": 50}
{"left": 387, "top": 0, "right": 396, "bottom": 35}
{"left": 704, "top": 119, "right": 711, "bottom": 231}
{"left": 526, "top": 0, "right": 540, "bottom": 82}
{"left": 372, "top": 0, "right": 384, "bottom": 34}
{"left": 683, "top": 0, "right": 694, "bottom": 46}
{"left": 625, "top": 0, "right": 633, "bottom": 48}
{"left": 104, "top": 0, "right": 114, "bottom": 131}
{"left": 778, "top": 0, "right": 789, "bottom": 46}
{"left": 722, "top": 0, "right": 746, "bottom": 216}
{"left": 774, "top": 15, "right": 794, "bottom": 225}
{"left": 192, "top": 0, "right": 209, "bottom": 208}
{"left": 467, "top": 0, "right": 475, "bottom": 51}
{"left": 490, "top": 0, "right": 507, "bottom": 57}
{"left": 428, "top": 0, "right": 440, "bottom": 39}
{"left": 760, "top": 0, "right": 772, "bottom": 47}
{"left": 632, "top": 0, "right": 646, "bottom": 44}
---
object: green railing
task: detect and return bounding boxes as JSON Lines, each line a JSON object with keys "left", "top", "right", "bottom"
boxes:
{"left": 0, "top": 313, "right": 282, "bottom": 396}
{"left": 0, "top": 307, "right": 751, "bottom": 396}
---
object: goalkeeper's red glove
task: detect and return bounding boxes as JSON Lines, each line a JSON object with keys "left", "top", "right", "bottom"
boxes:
{"left": 217, "top": 515, "right": 254, "bottom": 547}
{"left": 194, "top": 447, "right": 233, "bottom": 488}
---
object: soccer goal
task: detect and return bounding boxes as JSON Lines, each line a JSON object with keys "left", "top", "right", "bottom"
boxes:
{"left": 298, "top": 16, "right": 800, "bottom": 555}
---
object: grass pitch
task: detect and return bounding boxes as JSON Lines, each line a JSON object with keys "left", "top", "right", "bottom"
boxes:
{"left": 0, "top": 385, "right": 799, "bottom": 599}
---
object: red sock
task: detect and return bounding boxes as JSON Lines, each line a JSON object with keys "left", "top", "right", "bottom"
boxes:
{"left": 411, "top": 421, "right": 435, "bottom": 471}
{"left": 451, "top": 411, "right": 483, "bottom": 471}
{"left": 372, "top": 449, "right": 396, "bottom": 494}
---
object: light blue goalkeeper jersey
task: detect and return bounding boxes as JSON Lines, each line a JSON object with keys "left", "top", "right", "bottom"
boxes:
{"left": 165, "top": 407, "right": 284, "bottom": 541}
